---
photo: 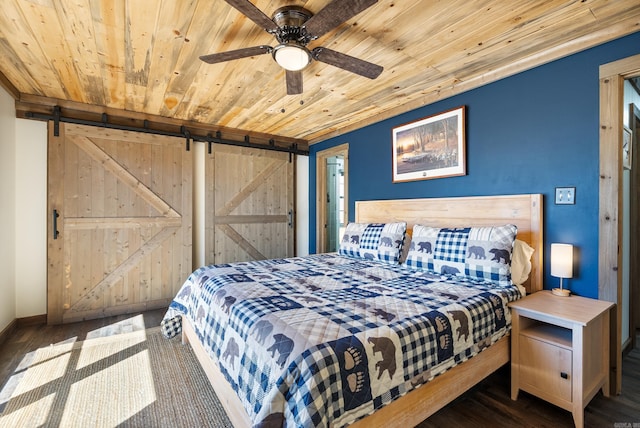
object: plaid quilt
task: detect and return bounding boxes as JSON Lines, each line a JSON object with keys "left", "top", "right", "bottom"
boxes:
{"left": 161, "top": 253, "right": 522, "bottom": 427}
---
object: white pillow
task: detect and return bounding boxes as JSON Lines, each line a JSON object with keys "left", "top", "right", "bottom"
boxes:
{"left": 511, "top": 239, "right": 535, "bottom": 286}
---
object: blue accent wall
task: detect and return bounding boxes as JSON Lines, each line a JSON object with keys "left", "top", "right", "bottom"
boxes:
{"left": 309, "top": 31, "right": 640, "bottom": 298}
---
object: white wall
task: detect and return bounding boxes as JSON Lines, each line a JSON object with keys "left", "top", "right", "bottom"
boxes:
{"left": 0, "top": 86, "right": 16, "bottom": 332}
{"left": 296, "top": 156, "right": 309, "bottom": 256}
{"left": 15, "top": 119, "right": 47, "bottom": 318}
{"left": 193, "top": 143, "right": 206, "bottom": 269}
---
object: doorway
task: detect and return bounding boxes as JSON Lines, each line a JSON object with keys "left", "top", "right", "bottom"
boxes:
{"left": 316, "top": 144, "right": 349, "bottom": 253}
{"left": 598, "top": 53, "right": 640, "bottom": 394}
{"left": 627, "top": 100, "right": 640, "bottom": 351}
{"left": 325, "top": 155, "right": 345, "bottom": 252}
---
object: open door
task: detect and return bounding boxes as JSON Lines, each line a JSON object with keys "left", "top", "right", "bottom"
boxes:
{"left": 316, "top": 144, "right": 349, "bottom": 253}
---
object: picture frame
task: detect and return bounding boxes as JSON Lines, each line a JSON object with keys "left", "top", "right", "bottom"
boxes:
{"left": 623, "top": 125, "right": 632, "bottom": 170}
{"left": 392, "top": 106, "right": 466, "bottom": 182}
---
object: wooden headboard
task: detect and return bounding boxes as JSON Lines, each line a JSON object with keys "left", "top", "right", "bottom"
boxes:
{"left": 355, "top": 194, "right": 543, "bottom": 294}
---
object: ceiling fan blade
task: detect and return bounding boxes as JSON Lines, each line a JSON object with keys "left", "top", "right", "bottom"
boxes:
{"left": 200, "top": 45, "right": 272, "bottom": 64}
{"left": 303, "top": 0, "right": 378, "bottom": 39}
{"left": 224, "top": 0, "right": 279, "bottom": 33}
{"left": 286, "top": 70, "right": 303, "bottom": 95}
{"left": 312, "top": 47, "right": 383, "bottom": 79}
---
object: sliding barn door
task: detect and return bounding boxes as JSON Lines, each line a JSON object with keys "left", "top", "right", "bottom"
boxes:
{"left": 47, "top": 123, "right": 192, "bottom": 324}
{"left": 205, "top": 145, "right": 294, "bottom": 264}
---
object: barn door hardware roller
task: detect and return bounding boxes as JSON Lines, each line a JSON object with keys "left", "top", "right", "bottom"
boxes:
{"left": 52, "top": 106, "right": 61, "bottom": 136}
{"left": 181, "top": 126, "right": 191, "bottom": 151}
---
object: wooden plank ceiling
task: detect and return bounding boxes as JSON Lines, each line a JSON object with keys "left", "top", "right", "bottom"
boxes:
{"left": 0, "top": 0, "right": 639, "bottom": 148}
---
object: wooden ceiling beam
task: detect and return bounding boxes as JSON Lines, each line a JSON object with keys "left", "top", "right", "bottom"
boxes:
{"left": 15, "top": 93, "right": 309, "bottom": 152}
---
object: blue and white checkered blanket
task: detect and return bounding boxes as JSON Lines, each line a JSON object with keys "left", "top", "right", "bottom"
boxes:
{"left": 161, "top": 253, "right": 521, "bottom": 427}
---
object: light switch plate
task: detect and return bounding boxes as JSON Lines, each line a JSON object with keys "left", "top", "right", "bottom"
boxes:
{"left": 555, "top": 187, "right": 576, "bottom": 205}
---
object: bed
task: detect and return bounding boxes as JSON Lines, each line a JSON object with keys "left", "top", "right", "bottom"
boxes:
{"left": 162, "top": 194, "right": 543, "bottom": 427}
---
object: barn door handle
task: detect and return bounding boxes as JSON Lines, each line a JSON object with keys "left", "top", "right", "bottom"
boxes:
{"left": 53, "top": 209, "right": 60, "bottom": 240}
{"left": 288, "top": 210, "right": 293, "bottom": 228}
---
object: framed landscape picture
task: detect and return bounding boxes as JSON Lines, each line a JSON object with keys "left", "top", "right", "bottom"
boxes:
{"left": 392, "top": 106, "right": 466, "bottom": 182}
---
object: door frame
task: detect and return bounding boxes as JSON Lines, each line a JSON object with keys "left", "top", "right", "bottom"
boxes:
{"left": 316, "top": 143, "right": 349, "bottom": 253}
{"left": 599, "top": 53, "right": 640, "bottom": 394}
{"left": 629, "top": 103, "right": 640, "bottom": 352}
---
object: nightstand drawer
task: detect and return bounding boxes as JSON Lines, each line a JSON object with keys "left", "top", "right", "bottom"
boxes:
{"left": 519, "top": 335, "right": 572, "bottom": 403}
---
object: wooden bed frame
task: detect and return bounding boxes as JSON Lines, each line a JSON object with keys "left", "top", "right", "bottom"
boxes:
{"left": 182, "top": 194, "right": 544, "bottom": 427}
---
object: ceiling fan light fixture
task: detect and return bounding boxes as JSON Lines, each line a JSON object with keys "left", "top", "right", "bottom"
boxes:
{"left": 273, "top": 43, "right": 311, "bottom": 71}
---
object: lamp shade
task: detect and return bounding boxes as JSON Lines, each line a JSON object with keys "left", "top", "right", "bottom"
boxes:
{"left": 550, "top": 243, "right": 573, "bottom": 279}
{"left": 273, "top": 44, "right": 311, "bottom": 71}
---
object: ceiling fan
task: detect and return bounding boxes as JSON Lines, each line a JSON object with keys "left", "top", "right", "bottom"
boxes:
{"left": 200, "top": 0, "right": 383, "bottom": 95}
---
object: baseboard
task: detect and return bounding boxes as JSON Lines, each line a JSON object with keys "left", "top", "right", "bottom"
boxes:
{"left": 0, "top": 314, "right": 47, "bottom": 348}
{"left": 17, "top": 314, "right": 47, "bottom": 327}
{"left": 0, "top": 319, "right": 18, "bottom": 347}
{"left": 622, "top": 335, "right": 633, "bottom": 356}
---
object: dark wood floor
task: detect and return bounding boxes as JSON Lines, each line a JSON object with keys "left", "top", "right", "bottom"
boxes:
{"left": 419, "top": 342, "right": 640, "bottom": 428}
{"left": 1, "top": 310, "right": 639, "bottom": 427}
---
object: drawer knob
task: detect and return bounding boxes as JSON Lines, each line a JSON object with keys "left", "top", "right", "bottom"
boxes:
{"left": 560, "top": 372, "right": 569, "bottom": 379}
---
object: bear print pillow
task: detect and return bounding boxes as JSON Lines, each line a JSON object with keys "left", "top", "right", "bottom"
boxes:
{"left": 403, "top": 224, "right": 517, "bottom": 285}
{"left": 338, "top": 222, "right": 407, "bottom": 264}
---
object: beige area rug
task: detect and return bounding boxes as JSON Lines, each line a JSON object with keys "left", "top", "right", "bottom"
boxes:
{"left": 0, "top": 327, "right": 233, "bottom": 427}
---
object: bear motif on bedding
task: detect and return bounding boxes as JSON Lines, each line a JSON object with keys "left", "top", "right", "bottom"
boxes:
{"left": 160, "top": 253, "right": 522, "bottom": 427}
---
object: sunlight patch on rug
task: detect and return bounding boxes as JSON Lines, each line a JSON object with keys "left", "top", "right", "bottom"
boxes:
{"left": 12, "top": 342, "right": 74, "bottom": 397}
{"left": 0, "top": 393, "right": 56, "bottom": 427}
{"left": 62, "top": 350, "right": 155, "bottom": 426}
{"left": 0, "top": 327, "right": 232, "bottom": 427}
{"left": 1, "top": 329, "right": 153, "bottom": 427}
{"left": 85, "top": 315, "right": 147, "bottom": 340}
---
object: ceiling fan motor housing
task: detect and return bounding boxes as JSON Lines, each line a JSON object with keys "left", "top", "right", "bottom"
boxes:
{"left": 272, "top": 6, "right": 314, "bottom": 45}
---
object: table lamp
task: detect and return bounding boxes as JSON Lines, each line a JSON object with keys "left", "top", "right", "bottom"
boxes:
{"left": 551, "top": 243, "right": 573, "bottom": 297}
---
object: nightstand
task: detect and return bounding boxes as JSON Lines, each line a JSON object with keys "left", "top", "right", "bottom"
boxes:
{"left": 509, "top": 290, "right": 614, "bottom": 428}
